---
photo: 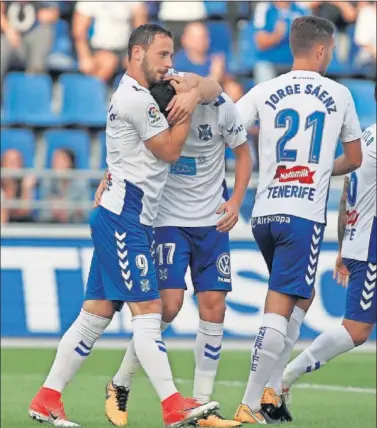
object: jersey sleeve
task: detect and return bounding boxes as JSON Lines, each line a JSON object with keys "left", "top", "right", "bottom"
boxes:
{"left": 118, "top": 89, "right": 169, "bottom": 141}
{"left": 363, "top": 125, "right": 376, "bottom": 161}
{"left": 221, "top": 95, "right": 248, "bottom": 148}
{"left": 339, "top": 88, "right": 363, "bottom": 143}
{"left": 236, "top": 85, "right": 260, "bottom": 129}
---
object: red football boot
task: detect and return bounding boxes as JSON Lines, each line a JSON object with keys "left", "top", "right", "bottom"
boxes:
{"left": 162, "top": 392, "right": 219, "bottom": 428}
{"left": 28, "top": 387, "right": 80, "bottom": 427}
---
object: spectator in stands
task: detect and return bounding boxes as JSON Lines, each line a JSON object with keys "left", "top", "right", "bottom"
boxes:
{"left": 253, "top": 1, "right": 307, "bottom": 83}
{"left": 1, "top": 149, "right": 36, "bottom": 223}
{"left": 354, "top": 1, "right": 376, "bottom": 75}
{"left": 1, "top": 189, "right": 8, "bottom": 224}
{"left": 305, "top": 1, "right": 357, "bottom": 62}
{"left": 72, "top": 2, "right": 148, "bottom": 82}
{"left": 158, "top": 1, "right": 207, "bottom": 50}
{"left": 0, "top": 1, "right": 59, "bottom": 83}
{"left": 40, "top": 148, "right": 90, "bottom": 223}
{"left": 174, "top": 22, "right": 244, "bottom": 101}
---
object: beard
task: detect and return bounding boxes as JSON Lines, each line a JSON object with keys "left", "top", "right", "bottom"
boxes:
{"left": 141, "top": 57, "right": 164, "bottom": 87}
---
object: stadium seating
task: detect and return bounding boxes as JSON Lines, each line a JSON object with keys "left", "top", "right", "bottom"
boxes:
{"left": 44, "top": 129, "right": 91, "bottom": 169}
{"left": 59, "top": 74, "right": 108, "bottom": 127}
{"left": 48, "top": 19, "right": 77, "bottom": 72}
{"left": 339, "top": 79, "right": 377, "bottom": 130}
{"left": 1, "top": 128, "right": 36, "bottom": 168}
{"left": 2, "top": 73, "right": 60, "bottom": 127}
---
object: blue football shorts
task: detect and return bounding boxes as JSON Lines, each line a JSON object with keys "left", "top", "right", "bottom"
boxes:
{"left": 154, "top": 226, "right": 232, "bottom": 293}
{"left": 343, "top": 258, "right": 376, "bottom": 324}
{"left": 252, "top": 214, "right": 325, "bottom": 299}
{"left": 84, "top": 206, "right": 159, "bottom": 305}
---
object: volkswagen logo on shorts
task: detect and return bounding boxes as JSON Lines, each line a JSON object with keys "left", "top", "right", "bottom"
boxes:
{"left": 216, "top": 253, "right": 231, "bottom": 276}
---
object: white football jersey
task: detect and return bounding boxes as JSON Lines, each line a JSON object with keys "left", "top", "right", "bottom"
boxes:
{"left": 236, "top": 70, "right": 362, "bottom": 224}
{"left": 100, "top": 73, "right": 169, "bottom": 226}
{"left": 342, "top": 123, "right": 376, "bottom": 262}
{"left": 155, "top": 93, "right": 247, "bottom": 227}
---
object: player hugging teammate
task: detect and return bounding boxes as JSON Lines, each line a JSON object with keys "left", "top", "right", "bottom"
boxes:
{"left": 105, "top": 78, "right": 252, "bottom": 428}
{"left": 27, "top": 15, "right": 373, "bottom": 428}
{"left": 29, "top": 24, "right": 228, "bottom": 428}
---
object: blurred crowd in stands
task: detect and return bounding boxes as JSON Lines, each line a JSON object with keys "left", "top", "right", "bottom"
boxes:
{"left": 1, "top": 1, "right": 376, "bottom": 224}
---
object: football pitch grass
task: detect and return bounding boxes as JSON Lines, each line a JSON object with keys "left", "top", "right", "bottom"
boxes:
{"left": 1, "top": 348, "right": 376, "bottom": 428}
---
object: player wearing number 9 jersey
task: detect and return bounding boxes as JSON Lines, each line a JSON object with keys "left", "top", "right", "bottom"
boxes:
{"left": 232, "top": 16, "right": 363, "bottom": 425}
{"left": 281, "top": 86, "right": 376, "bottom": 406}
{"left": 107, "top": 81, "right": 251, "bottom": 428}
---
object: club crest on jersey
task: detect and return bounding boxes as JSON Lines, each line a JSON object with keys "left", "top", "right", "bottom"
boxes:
{"left": 198, "top": 124, "right": 213, "bottom": 141}
{"left": 140, "top": 279, "right": 150, "bottom": 292}
{"left": 147, "top": 103, "right": 162, "bottom": 127}
{"left": 274, "top": 165, "right": 315, "bottom": 184}
{"left": 346, "top": 210, "right": 359, "bottom": 226}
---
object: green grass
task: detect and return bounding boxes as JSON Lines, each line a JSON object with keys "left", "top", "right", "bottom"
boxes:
{"left": 1, "top": 348, "right": 376, "bottom": 428}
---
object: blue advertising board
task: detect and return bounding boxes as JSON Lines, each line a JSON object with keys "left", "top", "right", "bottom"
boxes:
{"left": 2, "top": 225, "right": 373, "bottom": 340}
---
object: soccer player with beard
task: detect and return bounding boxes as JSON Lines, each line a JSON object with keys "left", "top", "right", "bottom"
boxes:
{"left": 28, "top": 24, "right": 222, "bottom": 428}
{"left": 104, "top": 79, "right": 252, "bottom": 428}
{"left": 233, "top": 16, "right": 363, "bottom": 424}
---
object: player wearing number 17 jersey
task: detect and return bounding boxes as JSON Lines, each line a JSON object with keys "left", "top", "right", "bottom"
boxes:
{"left": 232, "top": 16, "right": 363, "bottom": 424}
{"left": 105, "top": 82, "right": 252, "bottom": 428}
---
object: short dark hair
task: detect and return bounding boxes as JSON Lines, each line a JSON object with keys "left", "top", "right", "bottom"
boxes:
{"left": 290, "top": 16, "right": 335, "bottom": 57}
{"left": 128, "top": 24, "right": 173, "bottom": 58}
{"left": 149, "top": 81, "right": 176, "bottom": 118}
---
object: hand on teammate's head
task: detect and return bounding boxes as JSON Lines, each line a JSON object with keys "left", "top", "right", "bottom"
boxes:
{"left": 150, "top": 81, "right": 176, "bottom": 118}
{"left": 164, "top": 75, "right": 190, "bottom": 94}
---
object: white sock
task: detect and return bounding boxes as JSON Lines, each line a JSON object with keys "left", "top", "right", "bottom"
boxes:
{"left": 193, "top": 320, "right": 224, "bottom": 404}
{"left": 44, "top": 310, "right": 110, "bottom": 392}
{"left": 113, "top": 320, "right": 170, "bottom": 389}
{"left": 242, "top": 313, "right": 288, "bottom": 412}
{"left": 132, "top": 314, "right": 176, "bottom": 401}
{"left": 267, "top": 306, "right": 306, "bottom": 395}
{"left": 283, "top": 325, "right": 355, "bottom": 389}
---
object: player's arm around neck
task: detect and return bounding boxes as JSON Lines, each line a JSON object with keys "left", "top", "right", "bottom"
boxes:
{"left": 145, "top": 120, "right": 191, "bottom": 164}
{"left": 183, "top": 73, "right": 222, "bottom": 104}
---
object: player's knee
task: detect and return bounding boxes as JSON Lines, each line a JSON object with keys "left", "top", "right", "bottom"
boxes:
{"left": 198, "top": 292, "right": 227, "bottom": 323}
{"left": 83, "top": 299, "right": 115, "bottom": 319}
{"left": 128, "top": 299, "right": 162, "bottom": 316}
{"left": 162, "top": 298, "right": 183, "bottom": 323}
{"left": 342, "top": 319, "right": 374, "bottom": 346}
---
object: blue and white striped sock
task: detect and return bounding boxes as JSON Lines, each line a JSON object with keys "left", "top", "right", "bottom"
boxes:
{"left": 132, "top": 314, "right": 177, "bottom": 401}
{"left": 283, "top": 325, "right": 355, "bottom": 389}
{"left": 193, "top": 319, "right": 224, "bottom": 404}
{"left": 44, "top": 309, "right": 110, "bottom": 392}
